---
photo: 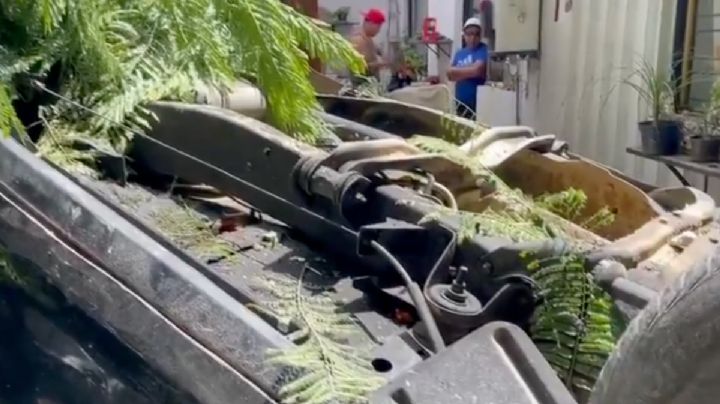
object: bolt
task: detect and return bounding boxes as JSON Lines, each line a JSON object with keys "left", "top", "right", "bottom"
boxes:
{"left": 450, "top": 266, "right": 468, "bottom": 295}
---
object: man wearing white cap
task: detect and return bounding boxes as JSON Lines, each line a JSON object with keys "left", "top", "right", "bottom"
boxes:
{"left": 447, "top": 17, "right": 488, "bottom": 119}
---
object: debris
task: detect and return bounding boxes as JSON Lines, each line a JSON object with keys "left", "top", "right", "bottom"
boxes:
{"left": 669, "top": 231, "right": 697, "bottom": 250}
{"left": 261, "top": 231, "right": 280, "bottom": 248}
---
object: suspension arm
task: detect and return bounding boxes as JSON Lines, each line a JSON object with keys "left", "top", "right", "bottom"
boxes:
{"left": 132, "top": 103, "right": 553, "bottom": 325}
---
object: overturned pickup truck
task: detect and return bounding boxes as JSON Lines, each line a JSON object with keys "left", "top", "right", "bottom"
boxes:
{"left": 0, "top": 88, "right": 718, "bottom": 404}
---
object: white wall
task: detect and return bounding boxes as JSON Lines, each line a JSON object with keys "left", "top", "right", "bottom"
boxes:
{"left": 426, "top": 0, "right": 462, "bottom": 77}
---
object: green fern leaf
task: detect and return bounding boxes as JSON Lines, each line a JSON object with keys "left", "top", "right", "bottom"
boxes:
{"left": 528, "top": 254, "right": 616, "bottom": 399}
{"left": 146, "top": 202, "right": 239, "bottom": 263}
{"left": 0, "top": 84, "right": 23, "bottom": 137}
{"left": 535, "top": 188, "right": 588, "bottom": 221}
{"left": 411, "top": 137, "right": 619, "bottom": 400}
{"left": 254, "top": 269, "right": 384, "bottom": 404}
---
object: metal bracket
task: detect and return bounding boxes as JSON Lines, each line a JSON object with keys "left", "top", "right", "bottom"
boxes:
{"left": 370, "top": 322, "right": 578, "bottom": 404}
{"left": 357, "top": 219, "right": 456, "bottom": 286}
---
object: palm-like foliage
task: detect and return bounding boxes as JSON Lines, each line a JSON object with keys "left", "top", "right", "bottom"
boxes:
{"left": 0, "top": 0, "right": 365, "bottom": 150}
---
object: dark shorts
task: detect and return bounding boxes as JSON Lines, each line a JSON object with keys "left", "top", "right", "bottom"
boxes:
{"left": 456, "top": 103, "right": 476, "bottom": 120}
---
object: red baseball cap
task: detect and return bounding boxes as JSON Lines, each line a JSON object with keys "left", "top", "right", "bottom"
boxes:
{"left": 363, "top": 8, "right": 386, "bottom": 25}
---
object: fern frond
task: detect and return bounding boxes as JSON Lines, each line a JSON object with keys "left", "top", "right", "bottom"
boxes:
{"left": 148, "top": 202, "right": 238, "bottom": 262}
{"left": 535, "top": 188, "right": 588, "bottom": 221}
{"left": 581, "top": 207, "right": 615, "bottom": 232}
{"left": 410, "top": 135, "right": 618, "bottom": 400}
{"left": 408, "top": 135, "right": 489, "bottom": 176}
{"left": 527, "top": 254, "right": 616, "bottom": 399}
{"left": 256, "top": 269, "right": 384, "bottom": 404}
{"left": 352, "top": 76, "right": 385, "bottom": 98}
{"left": 0, "top": 84, "right": 23, "bottom": 136}
{"left": 535, "top": 188, "right": 615, "bottom": 232}
{"left": 35, "top": 130, "right": 102, "bottom": 177}
{"left": 421, "top": 207, "right": 550, "bottom": 243}
{"left": 438, "top": 112, "right": 483, "bottom": 144}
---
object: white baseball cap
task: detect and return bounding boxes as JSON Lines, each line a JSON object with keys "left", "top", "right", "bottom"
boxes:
{"left": 463, "top": 17, "right": 482, "bottom": 30}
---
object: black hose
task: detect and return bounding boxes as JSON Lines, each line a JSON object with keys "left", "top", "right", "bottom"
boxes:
{"left": 369, "top": 240, "right": 446, "bottom": 353}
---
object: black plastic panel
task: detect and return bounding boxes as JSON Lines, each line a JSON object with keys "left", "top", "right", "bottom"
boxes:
{"left": 0, "top": 138, "right": 288, "bottom": 402}
{"left": 370, "top": 322, "right": 577, "bottom": 404}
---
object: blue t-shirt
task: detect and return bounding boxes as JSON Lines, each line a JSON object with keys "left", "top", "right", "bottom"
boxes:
{"left": 451, "top": 44, "right": 488, "bottom": 111}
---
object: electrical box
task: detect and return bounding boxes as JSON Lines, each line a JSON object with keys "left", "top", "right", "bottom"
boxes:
{"left": 493, "top": 0, "right": 540, "bottom": 55}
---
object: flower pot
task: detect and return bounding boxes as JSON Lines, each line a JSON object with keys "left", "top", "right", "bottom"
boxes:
{"left": 331, "top": 21, "right": 357, "bottom": 38}
{"left": 688, "top": 135, "right": 720, "bottom": 162}
{"left": 638, "top": 120, "right": 681, "bottom": 156}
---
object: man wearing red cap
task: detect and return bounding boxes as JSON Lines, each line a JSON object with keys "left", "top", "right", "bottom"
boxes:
{"left": 350, "top": 8, "right": 389, "bottom": 81}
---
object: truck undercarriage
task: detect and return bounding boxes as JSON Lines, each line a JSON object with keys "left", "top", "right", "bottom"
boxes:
{"left": 0, "top": 93, "right": 719, "bottom": 404}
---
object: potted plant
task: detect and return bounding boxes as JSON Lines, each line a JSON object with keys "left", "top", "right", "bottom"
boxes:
{"left": 332, "top": 6, "right": 350, "bottom": 23}
{"left": 687, "top": 80, "right": 720, "bottom": 162}
{"left": 622, "top": 59, "right": 682, "bottom": 155}
{"left": 401, "top": 43, "right": 427, "bottom": 79}
{"left": 329, "top": 7, "right": 355, "bottom": 38}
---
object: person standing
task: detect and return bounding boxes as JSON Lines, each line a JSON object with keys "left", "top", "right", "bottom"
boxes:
{"left": 349, "top": 8, "right": 389, "bottom": 84}
{"left": 447, "top": 17, "right": 489, "bottom": 119}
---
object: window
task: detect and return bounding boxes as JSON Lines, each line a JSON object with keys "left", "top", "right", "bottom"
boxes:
{"left": 676, "top": 0, "right": 720, "bottom": 111}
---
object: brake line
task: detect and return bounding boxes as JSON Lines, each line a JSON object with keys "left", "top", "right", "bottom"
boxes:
{"left": 369, "top": 240, "right": 446, "bottom": 353}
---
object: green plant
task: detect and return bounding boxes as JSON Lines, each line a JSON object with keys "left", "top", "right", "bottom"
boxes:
{"left": 410, "top": 135, "right": 619, "bottom": 398}
{"left": 679, "top": 79, "right": 720, "bottom": 139}
{"left": 148, "top": 202, "right": 238, "bottom": 263}
{"left": 701, "top": 79, "right": 720, "bottom": 135}
{"left": 436, "top": 112, "right": 488, "bottom": 145}
{"left": 619, "top": 58, "right": 677, "bottom": 123}
{"left": 400, "top": 42, "right": 426, "bottom": 76}
{"left": 332, "top": 6, "right": 351, "bottom": 22}
{"left": 351, "top": 76, "right": 385, "bottom": 98}
{"left": 712, "top": 78, "right": 720, "bottom": 106}
{"left": 0, "top": 0, "right": 365, "bottom": 160}
{"left": 251, "top": 269, "right": 384, "bottom": 404}
{"left": 408, "top": 135, "right": 487, "bottom": 175}
{"left": 535, "top": 188, "right": 615, "bottom": 232}
{"left": 527, "top": 253, "right": 618, "bottom": 399}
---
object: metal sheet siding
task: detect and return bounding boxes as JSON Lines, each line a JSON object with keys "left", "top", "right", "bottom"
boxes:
{"left": 535, "top": 0, "right": 680, "bottom": 187}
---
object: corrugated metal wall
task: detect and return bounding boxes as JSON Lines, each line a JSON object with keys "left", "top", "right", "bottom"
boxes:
{"left": 535, "top": 0, "right": 680, "bottom": 187}
{"left": 689, "top": 0, "right": 720, "bottom": 109}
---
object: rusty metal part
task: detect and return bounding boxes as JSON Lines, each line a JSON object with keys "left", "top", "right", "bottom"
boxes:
{"left": 459, "top": 126, "right": 556, "bottom": 169}
{"left": 318, "top": 94, "right": 485, "bottom": 140}
{"left": 497, "top": 149, "right": 663, "bottom": 240}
